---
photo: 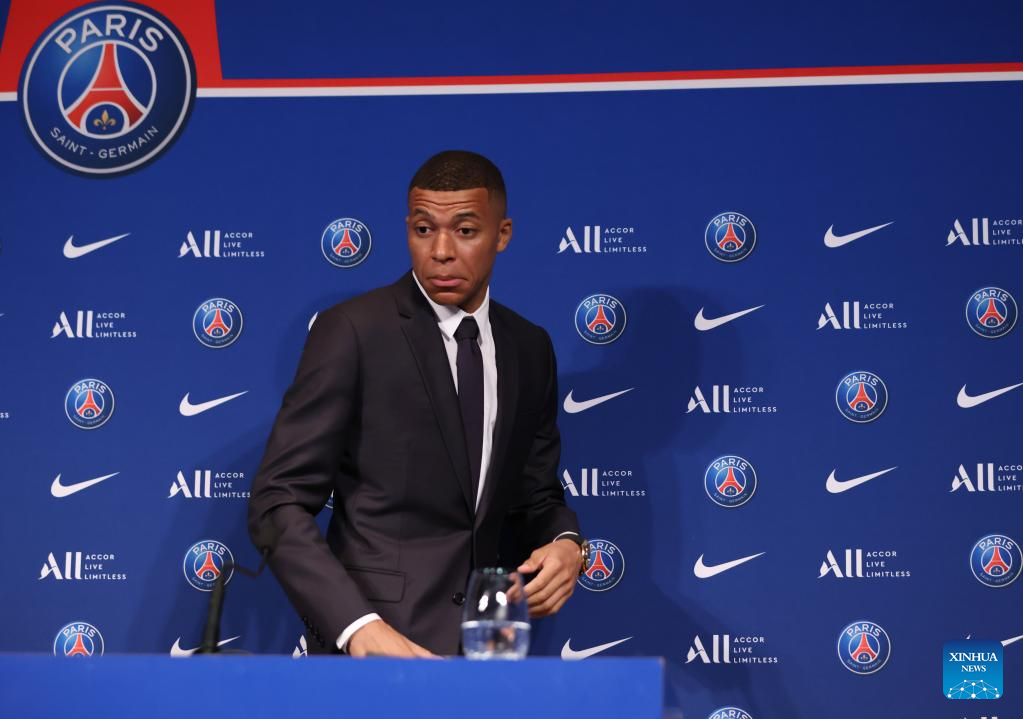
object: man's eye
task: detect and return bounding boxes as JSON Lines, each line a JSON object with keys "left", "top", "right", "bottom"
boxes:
{"left": 415, "top": 226, "right": 431, "bottom": 235}
{"left": 458, "top": 227, "right": 478, "bottom": 236}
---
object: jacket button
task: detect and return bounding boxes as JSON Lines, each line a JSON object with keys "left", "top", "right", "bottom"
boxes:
{"left": 452, "top": 592, "right": 466, "bottom": 606}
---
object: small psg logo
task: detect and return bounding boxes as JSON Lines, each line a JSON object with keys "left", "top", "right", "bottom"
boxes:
{"left": 708, "top": 709, "right": 753, "bottom": 719}
{"left": 837, "top": 620, "right": 891, "bottom": 675}
{"left": 53, "top": 621, "right": 104, "bottom": 657}
{"left": 705, "top": 212, "right": 756, "bottom": 263}
{"left": 835, "top": 371, "right": 888, "bottom": 423}
{"left": 704, "top": 455, "right": 757, "bottom": 508}
{"left": 64, "top": 378, "right": 115, "bottom": 429}
{"left": 19, "top": 2, "right": 196, "bottom": 176}
{"left": 321, "top": 218, "right": 372, "bottom": 268}
{"left": 970, "top": 533, "right": 1021, "bottom": 588}
{"left": 965, "top": 287, "right": 1018, "bottom": 339}
{"left": 183, "top": 539, "right": 234, "bottom": 592}
{"left": 574, "top": 294, "right": 627, "bottom": 345}
{"left": 577, "top": 538, "right": 625, "bottom": 592}
{"left": 192, "top": 298, "right": 243, "bottom": 348}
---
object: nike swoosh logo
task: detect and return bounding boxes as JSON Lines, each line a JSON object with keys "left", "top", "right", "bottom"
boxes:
{"left": 170, "top": 636, "right": 240, "bottom": 657}
{"left": 563, "top": 388, "right": 634, "bottom": 414}
{"left": 50, "top": 472, "right": 119, "bottom": 498}
{"left": 825, "top": 467, "right": 897, "bottom": 494}
{"left": 694, "top": 552, "right": 765, "bottom": 579}
{"left": 179, "top": 391, "right": 248, "bottom": 417}
{"left": 63, "top": 233, "right": 131, "bottom": 259}
{"left": 823, "top": 222, "right": 893, "bottom": 248}
{"left": 561, "top": 637, "right": 632, "bottom": 660}
{"left": 694, "top": 305, "right": 764, "bottom": 331}
{"left": 957, "top": 382, "right": 1023, "bottom": 408}
{"left": 966, "top": 633, "right": 1022, "bottom": 647}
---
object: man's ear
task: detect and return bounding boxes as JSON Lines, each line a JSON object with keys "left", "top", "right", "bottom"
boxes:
{"left": 496, "top": 218, "right": 512, "bottom": 253}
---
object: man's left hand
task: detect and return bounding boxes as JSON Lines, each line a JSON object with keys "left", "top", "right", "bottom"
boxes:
{"left": 517, "top": 539, "right": 583, "bottom": 618}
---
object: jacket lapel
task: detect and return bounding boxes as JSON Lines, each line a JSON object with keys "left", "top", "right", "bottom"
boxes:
{"left": 394, "top": 273, "right": 474, "bottom": 517}
{"left": 475, "top": 306, "right": 518, "bottom": 529}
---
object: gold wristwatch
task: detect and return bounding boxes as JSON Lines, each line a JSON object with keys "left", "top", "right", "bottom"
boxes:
{"left": 559, "top": 534, "right": 591, "bottom": 575}
{"left": 575, "top": 538, "right": 592, "bottom": 575}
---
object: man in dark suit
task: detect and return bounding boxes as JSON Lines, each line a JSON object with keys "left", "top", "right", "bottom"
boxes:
{"left": 248, "top": 151, "right": 585, "bottom": 658}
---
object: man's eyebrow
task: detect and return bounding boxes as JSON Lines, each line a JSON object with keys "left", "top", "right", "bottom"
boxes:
{"left": 411, "top": 208, "right": 433, "bottom": 218}
{"left": 453, "top": 211, "right": 482, "bottom": 220}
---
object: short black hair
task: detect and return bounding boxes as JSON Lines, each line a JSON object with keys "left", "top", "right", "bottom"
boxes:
{"left": 408, "top": 150, "right": 507, "bottom": 212}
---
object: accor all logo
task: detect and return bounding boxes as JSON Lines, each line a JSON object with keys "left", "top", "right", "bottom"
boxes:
{"left": 557, "top": 225, "right": 646, "bottom": 254}
{"left": 169, "top": 470, "right": 249, "bottom": 499}
{"left": 687, "top": 385, "right": 777, "bottom": 414}
{"left": 817, "top": 302, "right": 907, "bottom": 330}
{"left": 560, "top": 225, "right": 601, "bottom": 253}
{"left": 948, "top": 218, "right": 1023, "bottom": 247}
{"left": 39, "top": 551, "right": 126, "bottom": 581}
{"left": 818, "top": 549, "right": 910, "bottom": 580}
{"left": 179, "top": 230, "right": 263, "bottom": 259}
{"left": 685, "top": 634, "right": 778, "bottom": 665}
{"left": 949, "top": 218, "right": 992, "bottom": 246}
{"left": 560, "top": 467, "right": 644, "bottom": 498}
{"left": 52, "top": 310, "right": 135, "bottom": 339}
{"left": 952, "top": 463, "right": 1021, "bottom": 493}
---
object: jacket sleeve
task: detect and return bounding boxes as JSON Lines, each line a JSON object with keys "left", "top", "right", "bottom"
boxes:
{"left": 505, "top": 328, "right": 581, "bottom": 554}
{"left": 247, "top": 306, "right": 374, "bottom": 649}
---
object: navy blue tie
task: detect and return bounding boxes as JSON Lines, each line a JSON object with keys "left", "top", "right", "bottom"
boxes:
{"left": 454, "top": 317, "right": 484, "bottom": 507}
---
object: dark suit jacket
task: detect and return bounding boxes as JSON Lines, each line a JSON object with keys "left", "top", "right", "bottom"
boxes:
{"left": 247, "top": 271, "right": 579, "bottom": 655}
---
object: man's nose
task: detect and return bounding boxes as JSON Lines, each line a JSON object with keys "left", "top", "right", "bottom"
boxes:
{"left": 430, "top": 230, "right": 455, "bottom": 261}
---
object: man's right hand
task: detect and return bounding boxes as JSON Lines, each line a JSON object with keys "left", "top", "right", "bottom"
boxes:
{"left": 347, "top": 619, "right": 438, "bottom": 658}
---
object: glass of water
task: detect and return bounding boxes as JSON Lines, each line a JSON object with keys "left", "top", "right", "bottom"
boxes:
{"left": 461, "top": 568, "right": 530, "bottom": 659}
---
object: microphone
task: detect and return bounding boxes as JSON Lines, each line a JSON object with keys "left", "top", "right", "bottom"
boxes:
{"left": 197, "top": 523, "right": 279, "bottom": 654}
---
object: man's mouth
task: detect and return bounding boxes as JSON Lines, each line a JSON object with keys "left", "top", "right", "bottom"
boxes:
{"left": 430, "top": 276, "right": 462, "bottom": 289}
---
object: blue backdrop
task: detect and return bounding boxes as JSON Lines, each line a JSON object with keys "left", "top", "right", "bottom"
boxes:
{"left": 1, "top": 2, "right": 1020, "bottom": 717}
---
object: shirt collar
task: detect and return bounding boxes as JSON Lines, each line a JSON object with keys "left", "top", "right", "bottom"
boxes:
{"left": 411, "top": 271, "right": 492, "bottom": 343}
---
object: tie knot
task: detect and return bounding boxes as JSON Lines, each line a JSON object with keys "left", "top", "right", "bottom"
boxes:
{"left": 454, "top": 316, "right": 480, "bottom": 342}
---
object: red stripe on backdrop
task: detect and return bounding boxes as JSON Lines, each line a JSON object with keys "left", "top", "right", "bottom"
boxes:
{"left": 1, "top": 0, "right": 1020, "bottom": 95}
{"left": 202, "top": 62, "right": 1023, "bottom": 89}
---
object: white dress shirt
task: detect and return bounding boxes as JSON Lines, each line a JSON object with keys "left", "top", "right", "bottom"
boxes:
{"left": 337, "top": 274, "right": 575, "bottom": 652}
{"left": 412, "top": 271, "right": 500, "bottom": 506}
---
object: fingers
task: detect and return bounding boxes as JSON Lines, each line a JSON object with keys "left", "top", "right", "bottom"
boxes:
{"left": 529, "top": 582, "right": 574, "bottom": 618}
{"left": 526, "top": 562, "right": 577, "bottom": 610}
{"left": 349, "top": 620, "right": 437, "bottom": 658}
{"left": 525, "top": 553, "right": 571, "bottom": 604}
{"left": 521, "top": 541, "right": 582, "bottom": 615}
{"left": 518, "top": 548, "right": 546, "bottom": 574}
{"left": 408, "top": 640, "right": 439, "bottom": 659}
{"left": 525, "top": 564, "right": 558, "bottom": 606}
{"left": 505, "top": 580, "right": 526, "bottom": 604}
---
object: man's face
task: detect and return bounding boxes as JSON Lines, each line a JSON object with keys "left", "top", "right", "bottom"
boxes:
{"left": 406, "top": 187, "right": 512, "bottom": 313}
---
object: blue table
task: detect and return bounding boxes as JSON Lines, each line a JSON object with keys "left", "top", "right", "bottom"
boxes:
{"left": 1, "top": 655, "right": 663, "bottom": 718}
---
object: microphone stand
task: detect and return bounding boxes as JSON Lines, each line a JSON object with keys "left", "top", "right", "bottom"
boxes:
{"left": 196, "top": 546, "right": 271, "bottom": 654}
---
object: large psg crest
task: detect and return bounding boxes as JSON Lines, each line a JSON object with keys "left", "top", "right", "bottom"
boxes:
{"left": 20, "top": 2, "right": 196, "bottom": 175}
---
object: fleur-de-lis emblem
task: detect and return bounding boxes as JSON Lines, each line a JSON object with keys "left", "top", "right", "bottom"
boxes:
{"left": 93, "top": 109, "right": 117, "bottom": 130}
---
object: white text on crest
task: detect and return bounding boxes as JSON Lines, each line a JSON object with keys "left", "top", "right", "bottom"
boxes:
{"left": 55, "top": 14, "right": 165, "bottom": 55}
